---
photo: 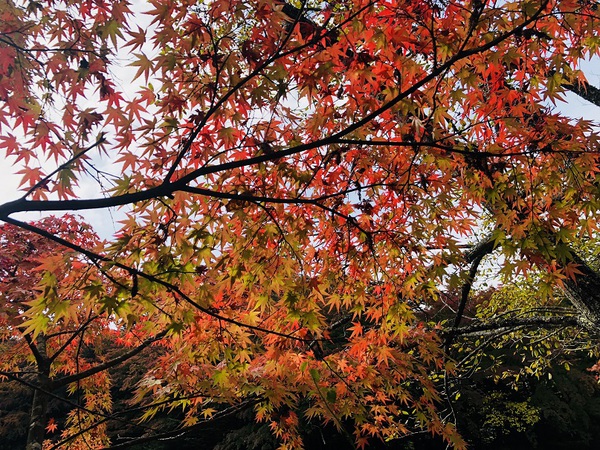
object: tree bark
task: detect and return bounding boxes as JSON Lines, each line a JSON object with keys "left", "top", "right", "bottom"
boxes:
{"left": 560, "top": 252, "right": 600, "bottom": 331}
{"left": 465, "top": 72, "right": 600, "bottom": 331}
{"left": 468, "top": 233, "right": 600, "bottom": 332}
{"left": 25, "top": 337, "right": 50, "bottom": 450}
{"left": 564, "top": 78, "right": 600, "bottom": 108}
{"left": 26, "top": 380, "right": 50, "bottom": 450}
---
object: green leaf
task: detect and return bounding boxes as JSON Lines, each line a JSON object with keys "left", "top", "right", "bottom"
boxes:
{"left": 310, "top": 368, "right": 320, "bottom": 382}
{"left": 326, "top": 389, "right": 337, "bottom": 404}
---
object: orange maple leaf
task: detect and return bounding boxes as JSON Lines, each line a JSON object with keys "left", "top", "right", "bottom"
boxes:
{"left": 46, "top": 418, "right": 58, "bottom": 433}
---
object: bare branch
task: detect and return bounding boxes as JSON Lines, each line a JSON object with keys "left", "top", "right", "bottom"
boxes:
{"left": 52, "top": 330, "right": 168, "bottom": 389}
{"left": 446, "top": 314, "right": 585, "bottom": 339}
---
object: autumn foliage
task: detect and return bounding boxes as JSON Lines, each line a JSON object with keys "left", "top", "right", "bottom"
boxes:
{"left": 1, "top": 0, "right": 600, "bottom": 448}
{"left": 0, "top": 216, "right": 113, "bottom": 448}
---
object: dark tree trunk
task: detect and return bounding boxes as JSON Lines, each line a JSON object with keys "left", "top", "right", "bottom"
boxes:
{"left": 562, "top": 252, "right": 600, "bottom": 331}
{"left": 26, "top": 380, "right": 50, "bottom": 450}
{"left": 25, "top": 337, "right": 51, "bottom": 450}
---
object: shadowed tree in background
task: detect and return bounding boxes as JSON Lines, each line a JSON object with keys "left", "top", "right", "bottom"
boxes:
{"left": 0, "top": 216, "right": 167, "bottom": 450}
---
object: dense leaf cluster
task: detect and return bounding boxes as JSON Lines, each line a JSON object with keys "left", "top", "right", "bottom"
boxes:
{"left": 1, "top": 0, "right": 600, "bottom": 449}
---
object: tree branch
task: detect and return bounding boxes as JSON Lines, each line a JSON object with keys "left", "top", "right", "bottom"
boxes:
{"left": 23, "top": 136, "right": 105, "bottom": 198}
{"left": 0, "top": 1, "right": 549, "bottom": 220}
{"left": 47, "top": 314, "right": 99, "bottom": 364}
{"left": 445, "top": 314, "right": 585, "bottom": 339}
{"left": 104, "top": 399, "right": 259, "bottom": 450}
{"left": 0, "top": 370, "right": 160, "bottom": 436}
{"left": 1, "top": 217, "right": 315, "bottom": 343}
{"left": 23, "top": 334, "right": 48, "bottom": 371}
{"left": 444, "top": 248, "right": 489, "bottom": 351}
{"left": 51, "top": 330, "right": 168, "bottom": 389}
{"left": 564, "top": 79, "right": 600, "bottom": 108}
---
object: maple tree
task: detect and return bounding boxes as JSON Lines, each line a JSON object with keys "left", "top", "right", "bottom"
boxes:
{"left": 1, "top": 0, "right": 600, "bottom": 448}
{"left": 0, "top": 216, "right": 168, "bottom": 450}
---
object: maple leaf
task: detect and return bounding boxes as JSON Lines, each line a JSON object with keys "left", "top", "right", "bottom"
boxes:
{"left": 125, "top": 26, "right": 147, "bottom": 51}
{"left": 130, "top": 52, "right": 153, "bottom": 83}
{"left": 45, "top": 418, "right": 58, "bottom": 433}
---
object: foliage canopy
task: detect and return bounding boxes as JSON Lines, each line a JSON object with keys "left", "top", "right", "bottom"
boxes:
{"left": 1, "top": 0, "right": 600, "bottom": 448}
